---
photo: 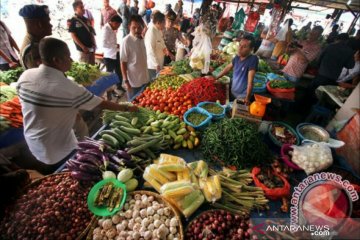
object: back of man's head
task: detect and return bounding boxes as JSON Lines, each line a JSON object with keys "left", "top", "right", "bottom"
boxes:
{"left": 152, "top": 11, "right": 165, "bottom": 24}
{"left": 39, "top": 38, "right": 68, "bottom": 64}
{"left": 336, "top": 33, "right": 349, "bottom": 42}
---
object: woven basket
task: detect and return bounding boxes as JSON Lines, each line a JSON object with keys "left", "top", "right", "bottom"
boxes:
{"left": 87, "top": 190, "right": 184, "bottom": 240}
{"left": 8, "top": 172, "right": 94, "bottom": 240}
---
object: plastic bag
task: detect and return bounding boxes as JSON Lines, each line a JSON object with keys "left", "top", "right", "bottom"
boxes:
{"left": 244, "top": 11, "right": 260, "bottom": 32}
{"left": 232, "top": 8, "right": 245, "bottom": 30}
{"left": 190, "top": 24, "right": 212, "bottom": 74}
{"left": 256, "top": 39, "right": 275, "bottom": 58}
{"left": 252, "top": 167, "right": 290, "bottom": 200}
{"left": 290, "top": 142, "right": 333, "bottom": 175}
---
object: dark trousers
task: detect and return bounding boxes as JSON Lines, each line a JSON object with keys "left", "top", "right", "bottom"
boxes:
{"left": 104, "top": 52, "right": 122, "bottom": 87}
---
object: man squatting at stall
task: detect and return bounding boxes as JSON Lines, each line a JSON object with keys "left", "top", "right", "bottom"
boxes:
{"left": 215, "top": 35, "right": 258, "bottom": 105}
{"left": 17, "top": 38, "right": 138, "bottom": 175}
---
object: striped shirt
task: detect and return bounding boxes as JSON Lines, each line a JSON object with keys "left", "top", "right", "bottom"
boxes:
{"left": 17, "top": 64, "right": 102, "bottom": 165}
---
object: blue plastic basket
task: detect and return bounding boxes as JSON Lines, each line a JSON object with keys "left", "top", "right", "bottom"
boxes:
{"left": 183, "top": 107, "right": 212, "bottom": 130}
{"left": 253, "top": 74, "right": 267, "bottom": 93}
{"left": 266, "top": 73, "right": 286, "bottom": 81}
{"left": 197, "top": 101, "right": 226, "bottom": 120}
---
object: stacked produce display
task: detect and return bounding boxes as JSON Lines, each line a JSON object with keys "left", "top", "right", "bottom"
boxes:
{"left": 1, "top": 47, "right": 355, "bottom": 240}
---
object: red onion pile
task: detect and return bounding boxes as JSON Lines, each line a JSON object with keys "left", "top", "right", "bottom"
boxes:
{"left": 186, "top": 210, "right": 253, "bottom": 240}
{"left": 0, "top": 173, "right": 92, "bottom": 239}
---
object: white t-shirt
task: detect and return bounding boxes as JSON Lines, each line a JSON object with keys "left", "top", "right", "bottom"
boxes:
{"left": 120, "top": 34, "right": 149, "bottom": 88}
{"left": 102, "top": 23, "right": 118, "bottom": 59}
{"left": 17, "top": 65, "right": 102, "bottom": 165}
{"left": 144, "top": 24, "right": 166, "bottom": 69}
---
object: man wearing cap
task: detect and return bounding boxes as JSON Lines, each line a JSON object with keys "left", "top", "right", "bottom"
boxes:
{"left": 18, "top": 4, "right": 52, "bottom": 69}
{"left": 69, "top": 1, "right": 97, "bottom": 65}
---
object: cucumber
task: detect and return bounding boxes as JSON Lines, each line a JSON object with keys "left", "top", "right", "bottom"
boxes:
{"left": 176, "top": 128, "right": 187, "bottom": 135}
{"left": 120, "top": 126, "right": 141, "bottom": 135}
{"left": 168, "top": 130, "right": 177, "bottom": 139}
{"left": 158, "top": 113, "right": 167, "bottom": 119}
{"left": 151, "top": 127, "right": 160, "bottom": 132}
{"left": 131, "top": 117, "right": 138, "bottom": 126}
{"left": 143, "top": 148, "right": 156, "bottom": 159}
{"left": 127, "top": 139, "right": 147, "bottom": 146}
{"left": 102, "top": 134, "right": 119, "bottom": 148}
{"left": 150, "top": 121, "right": 161, "bottom": 128}
{"left": 127, "top": 138, "right": 161, "bottom": 154}
{"left": 113, "top": 128, "right": 131, "bottom": 141}
{"left": 156, "top": 110, "right": 161, "bottom": 115}
{"left": 182, "top": 140, "right": 188, "bottom": 148}
{"left": 114, "top": 115, "right": 130, "bottom": 122}
{"left": 143, "top": 126, "right": 152, "bottom": 134}
{"left": 100, "top": 130, "right": 125, "bottom": 143}
{"left": 110, "top": 120, "right": 134, "bottom": 129}
{"left": 146, "top": 117, "right": 155, "bottom": 125}
{"left": 175, "top": 135, "right": 184, "bottom": 143}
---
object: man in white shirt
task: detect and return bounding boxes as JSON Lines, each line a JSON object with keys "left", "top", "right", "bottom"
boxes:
{"left": 144, "top": 11, "right": 169, "bottom": 81}
{"left": 102, "top": 14, "right": 125, "bottom": 92}
{"left": 120, "top": 15, "right": 149, "bottom": 100}
{"left": 17, "top": 38, "right": 137, "bottom": 174}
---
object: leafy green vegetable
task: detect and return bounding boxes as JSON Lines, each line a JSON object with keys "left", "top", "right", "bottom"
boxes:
{"left": 258, "top": 59, "right": 272, "bottom": 73}
{"left": 66, "top": 62, "right": 106, "bottom": 85}
{"left": 269, "top": 80, "right": 294, "bottom": 89}
{"left": 0, "top": 86, "right": 17, "bottom": 103}
{"left": 0, "top": 67, "right": 24, "bottom": 85}
{"left": 212, "top": 62, "right": 233, "bottom": 78}
{"left": 201, "top": 118, "right": 271, "bottom": 169}
{"left": 171, "top": 59, "right": 193, "bottom": 75}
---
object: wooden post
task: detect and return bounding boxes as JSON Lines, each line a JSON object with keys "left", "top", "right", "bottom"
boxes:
{"left": 236, "top": 1, "right": 240, "bottom": 12}
{"left": 347, "top": 12, "right": 360, "bottom": 34}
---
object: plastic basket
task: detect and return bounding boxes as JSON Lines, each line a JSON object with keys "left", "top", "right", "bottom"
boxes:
{"left": 197, "top": 101, "right": 226, "bottom": 120}
{"left": 266, "top": 81, "right": 295, "bottom": 100}
{"left": 183, "top": 107, "right": 212, "bottom": 130}
{"left": 253, "top": 74, "right": 267, "bottom": 93}
{"left": 280, "top": 144, "right": 303, "bottom": 170}
{"left": 266, "top": 72, "right": 286, "bottom": 81}
{"left": 268, "top": 121, "right": 300, "bottom": 147}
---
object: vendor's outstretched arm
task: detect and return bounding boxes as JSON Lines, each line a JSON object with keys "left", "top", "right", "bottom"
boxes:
{"left": 97, "top": 100, "right": 138, "bottom": 112}
{"left": 215, "top": 63, "right": 233, "bottom": 79}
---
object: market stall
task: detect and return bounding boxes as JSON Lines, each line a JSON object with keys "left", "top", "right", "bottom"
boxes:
{"left": 1, "top": 41, "right": 359, "bottom": 240}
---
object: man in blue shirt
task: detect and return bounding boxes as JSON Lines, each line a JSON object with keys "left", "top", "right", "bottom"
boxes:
{"left": 216, "top": 35, "right": 258, "bottom": 105}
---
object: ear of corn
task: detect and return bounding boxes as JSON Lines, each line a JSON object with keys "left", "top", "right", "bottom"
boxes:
{"left": 158, "top": 164, "right": 186, "bottom": 172}
{"left": 212, "top": 175, "right": 222, "bottom": 199}
{"left": 148, "top": 165, "right": 169, "bottom": 185}
{"left": 159, "top": 154, "right": 186, "bottom": 165}
{"left": 177, "top": 171, "right": 183, "bottom": 180}
{"left": 143, "top": 171, "right": 162, "bottom": 193}
{"left": 160, "top": 180, "right": 192, "bottom": 193}
{"left": 182, "top": 167, "right": 191, "bottom": 181}
{"left": 162, "top": 185, "right": 194, "bottom": 199}
{"left": 183, "top": 194, "right": 205, "bottom": 218}
{"left": 157, "top": 168, "right": 177, "bottom": 181}
{"left": 202, "top": 183, "right": 213, "bottom": 202}
{"left": 182, "top": 190, "right": 202, "bottom": 209}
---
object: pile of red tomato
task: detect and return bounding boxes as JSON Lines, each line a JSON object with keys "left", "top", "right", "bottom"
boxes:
{"left": 133, "top": 88, "right": 193, "bottom": 118}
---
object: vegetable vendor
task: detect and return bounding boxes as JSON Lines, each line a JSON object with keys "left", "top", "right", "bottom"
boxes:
{"left": 216, "top": 35, "right": 259, "bottom": 105}
{"left": 18, "top": 4, "right": 52, "bottom": 69}
{"left": 17, "top": 38, "right": 138, "bottom": 175}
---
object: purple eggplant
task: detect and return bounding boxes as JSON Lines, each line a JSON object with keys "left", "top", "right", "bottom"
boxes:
{"left": 76, "top": 153, "right": 102, "bottom": 165}
{"left": 106, "top": 161, "right": 121, "bottom": 172}
{"left": 71, "top": 171, "right": 101, "bottom": 181}
{"left": 117, "top": 150, "right": 131, "bottom": 160}
{"left": 79, "top": 163, "right": 101, "bottom": 174}
{"left": 78, "top": 148, "right": 104, "bottom": 158}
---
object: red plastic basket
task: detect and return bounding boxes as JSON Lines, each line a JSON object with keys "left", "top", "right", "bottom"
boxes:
{"left": 266, "top": 81, "right": 295, "bottom": 100}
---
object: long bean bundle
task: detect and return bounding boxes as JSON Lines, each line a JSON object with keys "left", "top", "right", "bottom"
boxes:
{"left": 201, "top": 118, "right": 271, "bottom": 169}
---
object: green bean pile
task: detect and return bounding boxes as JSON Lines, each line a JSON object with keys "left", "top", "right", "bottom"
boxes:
{"left": 201, "top": 118, "right": 271, "bottom": 169}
